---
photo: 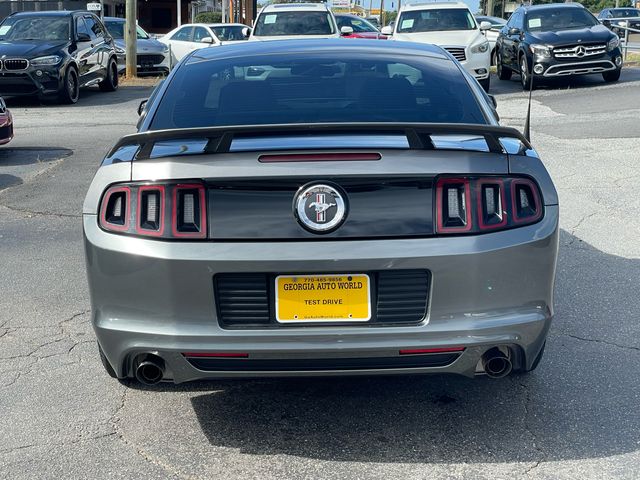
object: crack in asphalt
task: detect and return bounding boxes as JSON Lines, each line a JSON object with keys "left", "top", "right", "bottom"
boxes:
{"left": 0, "top": 203, "right": 81, "bottom": 219}
{"left": 560, "top": 333, "right": 640, "bottom": 352}
{"left": 512, "top": 377, "right": 545, "bottom": 477}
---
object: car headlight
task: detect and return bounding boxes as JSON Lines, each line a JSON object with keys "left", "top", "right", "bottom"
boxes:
{"left": 30, "top": 55, "right": 62, "bottom": 66}
{"left": 115, "top": 46, "right": 126, "bottom": 55}
{"left": 471, "top": 41, "right": 489, "bottom": 54}
{"left": 161, "top": 44, "right": 169, "bottom": 53}
{"left": 607, "top": 36, "right": 620, "bottom": 51}
{"left": 530, "top": 44, "right": 552, "bottom": 58}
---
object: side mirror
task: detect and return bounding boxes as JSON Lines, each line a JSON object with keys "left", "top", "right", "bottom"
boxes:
{"left": 381, "top": 26, "right": 393, "bottom": 35}
{"left": 508, "top": 27, "right": 521, "bottom": 36}
{"left": 76, "top": 32, "right": 92, "bottom": 43}
{"left": 480, "top": 21, "right": 492, "bottom": 31}
{"left": 200, "top": 36, "right": 214, "bottom": 44}
{"left": 602, "top": 20, "right": 611, "bottom": 27}
{"left": 242, "top": 27, "right": 251, "bottom": 38}
{"left": 137, "top": 99, "right": 148, "bottom": 116}
{"left": 340, "top": 26, "right": 354, "bottom": 36}
{"left": 488, "top": 94, "right": 498, "bottom": 109}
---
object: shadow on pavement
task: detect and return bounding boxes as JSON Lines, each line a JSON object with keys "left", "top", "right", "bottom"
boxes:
{"left": 3, "top": 85, "right": 154, "bottom": 109}
{"left": 0, "top": 147, "right": 73, "bottom": 167}
{"left": 128, "top": 229, "right": 640, "bottom": 464}
{"left": 0, "top": 173, "right": 22, "bottom": 190}
{"left": 491, "top": 66, "right": 640, "bottom": 95}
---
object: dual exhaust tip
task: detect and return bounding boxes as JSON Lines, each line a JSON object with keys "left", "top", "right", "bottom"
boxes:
{"left": 482, "top": 347, "right": 513, "bottom": 379}
{"left": 132, "top": 348, "right": 512, "bottom": 384}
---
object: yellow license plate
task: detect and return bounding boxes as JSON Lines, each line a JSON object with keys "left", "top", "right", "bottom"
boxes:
{"left": 275, "top": 274, "right": 371, "bottom": 323}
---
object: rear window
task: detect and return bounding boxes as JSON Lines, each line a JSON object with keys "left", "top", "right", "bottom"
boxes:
{"left": 254, "top": 11, "right": 335, "bottom": 36}
{"left": 149, "top": 52, "right": 486, "bottom": 130}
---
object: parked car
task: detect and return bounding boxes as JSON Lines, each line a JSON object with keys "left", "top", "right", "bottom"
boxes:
{"left": 85, "top": 39, "right": 557, "bottom": 385}
{"left": 597, "top": 8, "right": 640, "bottom": 37}
{"left": 496, "top": 3, "right": 623, "bottom": 89}
{"left": 103, "top": 17, "right": 170, "bottom": 75}
{"left": 0, "top": 11, "right": 118, "bottom": 104}
{"left": 335, "top": 14, "right": 387, "bottom": 39}
{"left": 159, "top": 23, "right": 249, "bottom": 64}
{"left": 250, "top": 3, "right": 339, "bottom": 40}
{"left": 475, "top": 15, "right": 506, "bottom": 64}
{"left": 384, "top": 2, "right": 492, "bottom": 91}
{"left": 0, "top": 97, "right": 13, "bottom": 145}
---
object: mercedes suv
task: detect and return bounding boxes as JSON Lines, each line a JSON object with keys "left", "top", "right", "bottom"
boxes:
{"left": 496, "top": 3, "right": 623, "bottom": 89}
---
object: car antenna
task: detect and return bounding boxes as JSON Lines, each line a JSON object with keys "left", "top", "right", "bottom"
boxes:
{"left": 523, "top": 75, "right": 533, "bottom": 142}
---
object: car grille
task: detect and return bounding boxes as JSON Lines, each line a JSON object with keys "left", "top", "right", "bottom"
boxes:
{"left": 3, "top": 59, "right": 29, "bottom": 71}
{"left": 0, "top": 124, "right": 12, "bottom": 140}
{"left": 553, "top": 44, "right": 607, "bottom": 58}
{"left": 214, "top": 269, "right": 431, "bottom": 328}
{"left": 137, "top": 54, "right": 164, "bottom": 65}
{"left": 444, "top": 47, "right": 466, "bottom": 62}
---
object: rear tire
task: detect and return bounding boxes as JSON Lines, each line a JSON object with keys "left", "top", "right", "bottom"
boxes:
{"left": 497, "top": 52, "right": 512, "bottom": 80}
{"left": 520, "top": 54, "right": 534, "bottom": 90}
{"left": 99, "top": 58, "right": 119, "bottom": 92}
{"left": 479, "top": 76, "right": 490, "bottom": 92}
{"left": 58, "top": 66, "right": 79, "bottom": 104}
{"left": 602, "top": 68, "right": 621, "bottom": 83}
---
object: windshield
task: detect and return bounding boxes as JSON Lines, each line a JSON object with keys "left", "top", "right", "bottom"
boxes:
{"left": 211, "top": 25, "right": 247, "bottom": 41}
{"left": 526, "top": 8, "right": 599, "bottom": 32}
{"left": 104, "top": 21, "right": 149, "bottom": 39}
{"left": 397, "top": 8, "right": 476, "bottom": 33}
{"left": 0, "top": 16, "right": 70, "bottom": 41}
{"left": 149, "top": 52, "right": 486, "bottom": 130}
{"left": 610, "top": 9, "right": 640, "bottom": 17}
{"left": 254, "top": 11, "right": 335, "bottom": 36}
{"left": 336, "top": 16, "right": 379, "bottom": 33}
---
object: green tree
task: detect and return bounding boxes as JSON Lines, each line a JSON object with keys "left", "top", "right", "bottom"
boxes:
{"left": 195, "top": 11, "right": 223, "bottom": 23}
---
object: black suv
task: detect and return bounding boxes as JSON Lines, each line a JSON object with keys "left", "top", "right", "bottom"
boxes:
{"left": 0, "top": 11, "right": 118, "bottom": 103}
{"left": 496, "top": 3, "right": 622, "bottom": 89}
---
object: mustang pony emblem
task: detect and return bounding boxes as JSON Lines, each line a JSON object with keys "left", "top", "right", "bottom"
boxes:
{"left": 294, "top": 183, "right": 347, "bottom": 233}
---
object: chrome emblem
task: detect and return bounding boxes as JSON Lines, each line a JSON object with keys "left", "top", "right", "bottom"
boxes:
{"left": 576, "top": 46, "right": 586, "bottom": 57}
{"left": 294, "top": 183, "right": 347, "bottom": 233}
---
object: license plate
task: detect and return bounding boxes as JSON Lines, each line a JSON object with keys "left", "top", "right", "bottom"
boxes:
{"left": 275, "top": 274, "right": 371, "bottom": 323}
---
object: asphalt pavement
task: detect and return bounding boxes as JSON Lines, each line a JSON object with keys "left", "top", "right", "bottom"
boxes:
{"left": 1, "top": 70, "right": 639, "bottom": 479}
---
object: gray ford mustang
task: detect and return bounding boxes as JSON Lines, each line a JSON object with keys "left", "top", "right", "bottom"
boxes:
{"left": 83, "top": 39, "right": 558, "bottom": 385}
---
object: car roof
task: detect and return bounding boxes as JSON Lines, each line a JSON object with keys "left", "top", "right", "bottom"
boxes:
{"left": 261, "top": 3, "right": 330, "bottom": 12}
{"left": 401, "top": 2, "right": 470, "bottom": 12}
{"left": 520, "top": 3, "right": 586, "bottom": 11}
{"left": 187, "top": 38, "right": 450, "bottom": 62}
{"left": 10, "top": 10, "right": 87, "bottom": 17}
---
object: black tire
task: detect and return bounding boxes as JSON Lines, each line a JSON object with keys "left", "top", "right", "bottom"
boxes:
{"left": 479, "top": 76, "right": 490, "bottom": 92}
{"left": 602, "top": 68, "right": 621, "bottom": 83}
{"left": 497, "top": 52, "right": 512, "bottom": 80}
{"left": 98, "top": 344, "right": 118, "bottom": 378}
{"left": 99, "top": 58, "right": 119, "bottom": 92}
{"left": 520, "top": 54, "right": 533, "bottom": 90}
{"left": 58, "top": 66, "right": 80, "bottom": 104}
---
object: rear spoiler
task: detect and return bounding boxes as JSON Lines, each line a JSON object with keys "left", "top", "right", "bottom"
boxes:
{"left": 109, "top": 122, "right": 533, "bottom": 161}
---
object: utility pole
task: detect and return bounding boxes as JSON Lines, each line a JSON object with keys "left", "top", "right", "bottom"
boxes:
{"left": 380, "top": 0, "right": 384, "bottom": 26}
{"left": 222, "top": 0, "right": 227, "bottom": 23}
{"left": 486, "top": 0, "right": 494, "bottom": 16}
{"left": 125, "top": 0, "right": 137, "bottom": 78}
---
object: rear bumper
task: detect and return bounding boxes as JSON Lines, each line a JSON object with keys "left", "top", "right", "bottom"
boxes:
{"left": 84, "top": 206, "right": 558, "bottom": 382}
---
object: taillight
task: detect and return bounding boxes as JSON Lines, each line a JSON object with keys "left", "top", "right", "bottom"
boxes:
{"left": 435, "top": 176, "right": 542, "bottom": 235}
{"left": 99, "top": 181, "right": 207, "bottom": 240}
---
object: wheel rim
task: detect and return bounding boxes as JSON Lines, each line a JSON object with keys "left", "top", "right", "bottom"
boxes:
{"left": 497, "top": 54, "right": 502, "bottom": 75}
{"left": 520, "top": 57, "right": 528, "bottom": 86}
{"left": 68, "top": 71, "right": 78, "bottom": 100}
{"left": 111, "top": 63, "right": 118, "bottom": 88}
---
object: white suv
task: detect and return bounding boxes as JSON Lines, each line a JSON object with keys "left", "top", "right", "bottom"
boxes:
{"left": 250, "top": 3, "right": 339, "bottom": 41}
{"left": 383, "top": 2, "right": 492, "bottom": 91}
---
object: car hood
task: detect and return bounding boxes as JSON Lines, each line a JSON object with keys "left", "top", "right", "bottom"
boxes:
{"left": 393, "top": 29, "right": 483, "bottom": 46}
{"left": 529, "top": 25, "right": 613, "bottom": 45}
{"left": 0, "top": 40, "right": 67, "bottom": 58}
{"left": 114, "top": 38, "right": 166, "bottom": 53}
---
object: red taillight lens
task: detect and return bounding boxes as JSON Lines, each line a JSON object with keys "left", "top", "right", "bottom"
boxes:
{"left": 100, "top": 186, "right": 130, "bottom": 232}
{"left": 172, "top": 184, "right": 207, "bottom": 239}
{"left": 99, "top": 181, "right": 207, "bottom": 240}
{"left": 435, "top": 176, "right": 542, "bottom": 235}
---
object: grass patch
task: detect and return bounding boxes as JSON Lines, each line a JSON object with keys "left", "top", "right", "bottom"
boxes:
{"left": 120, "top": 76, "right": 164, "bottom": 87}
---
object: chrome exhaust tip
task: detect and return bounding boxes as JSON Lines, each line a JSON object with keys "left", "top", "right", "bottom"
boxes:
{"left": 134, "top": 356, "right": 164, "bottom": 385}
{"left": 482, "top": 347, "right": 513, "bottom": 379}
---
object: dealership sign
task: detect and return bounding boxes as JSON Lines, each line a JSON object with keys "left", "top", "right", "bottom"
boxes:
{"left": 87, "top": 2, "right": 102, "bottom": 11}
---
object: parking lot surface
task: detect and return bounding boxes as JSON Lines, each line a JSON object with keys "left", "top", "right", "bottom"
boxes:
{"left": 1, "top": 71, "right": 639, "bottom": 479}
